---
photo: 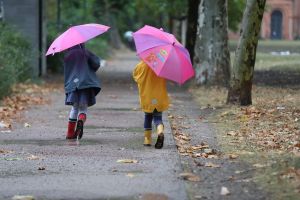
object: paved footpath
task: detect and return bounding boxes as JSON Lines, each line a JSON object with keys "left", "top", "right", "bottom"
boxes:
{"left": 0, "top": 50, "right": 268, "bottom": 200}
{"left": 0, "top": 51, "right": 187, "bottom": 200}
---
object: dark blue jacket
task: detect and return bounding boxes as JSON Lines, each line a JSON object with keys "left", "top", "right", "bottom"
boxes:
{"left": 63, "top": 45, "right": 101, "bottom": 95}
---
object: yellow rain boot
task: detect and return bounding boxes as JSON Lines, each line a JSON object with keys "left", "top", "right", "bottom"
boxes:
{"left": 144, "top": 130, "right": 152, "bottom": 146}
{"left": 155, "top": 124, "right": 164, "bottom": 149}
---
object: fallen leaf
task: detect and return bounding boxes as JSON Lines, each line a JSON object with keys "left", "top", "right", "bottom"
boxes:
{"left": 179, "top": 172, "right": 201, "bottom": 182}
{"left": 108, "top": 95, "right": 118, "bottom": 99}
{"left": 294, "top": 143, "right": 300, "bottom": 148}
{"left": 117, "top": 159, "right": 138, "bottom": 164}
{"left": 0, "top": 130, "right": 11, "bottom": 133}
{"left": 228, "top": 154, "right": 239, "bottom": 159}
{"left": 27, "top": 155, "right": 40, "bottom": 160}
{"left": 220, "top": 186, "right": 230, "bottom": 195}
{"left": 276, "top": 106, "right": 285, "bottom": 110}
{"left": 0, "top": 121, "right": 11, "bottom": 129}
{"left": 24, "top": 123, "right": 31, "bottom": 128}
{"left": 204, "top": 148, "right": 217, "bottom": 154}
{"left": 207, "top": 155, "right": 219, "bottom": 159}
{"left": 0, "top": 149, "right": 13, "bottom": 154}
{"left": 253, "top": 163, "right": 266, "bottom": 168}
{"left": 4, "top": 157, "right": 21, "bottom": 161}
{"left": 191, "top": 144, "right": 209, "bottom": 151}
{"left": 227, "top": 131, "right": 238, "bottom": 136}
{"left": 205, "top": 162, "right": 220, "bottom": 168}
{"left": 12, "top": 195, "right": 35, "bottom": 200}
{"left": 126, "top": 173, "right": 135, "bottom": 178}
{"left": 168, "top": 115, "right": 174, "bottom": 119}
{"left": 178, "top": 134, "right": 191, "bottom": 141}
{"left": 38, "top": 167, "right": 46, "bottom": 170}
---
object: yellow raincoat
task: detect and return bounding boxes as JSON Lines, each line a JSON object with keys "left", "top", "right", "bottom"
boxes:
{"left": 133, "top": 61, "right": 170, "bottom": 113}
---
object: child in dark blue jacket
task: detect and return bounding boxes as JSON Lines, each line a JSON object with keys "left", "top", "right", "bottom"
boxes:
{"left": 64, "top": 43, "right": 101, "bottom": 139}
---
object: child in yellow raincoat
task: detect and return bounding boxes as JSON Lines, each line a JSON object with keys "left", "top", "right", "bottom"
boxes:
{"left": 133, "top": 60, "right": 170, "bottom": 149}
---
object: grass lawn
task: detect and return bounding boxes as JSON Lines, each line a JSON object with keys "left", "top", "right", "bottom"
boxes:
{"left": 255, "top": 53, "right": 300, "bottom": 72}
{"left": 192, "top": 42, "right": 300, "bottom": 199}
{"left": 230, "top": 40, "right": 300, "bottom": 54}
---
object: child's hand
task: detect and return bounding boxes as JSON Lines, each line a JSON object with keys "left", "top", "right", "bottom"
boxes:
{"left": 100, "top": 60, "right": 106, "bottom": 68}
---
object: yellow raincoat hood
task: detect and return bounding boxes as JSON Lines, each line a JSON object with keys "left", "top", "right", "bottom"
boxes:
{"left": 133, "top": 61, "right": 170, "bottom": 112}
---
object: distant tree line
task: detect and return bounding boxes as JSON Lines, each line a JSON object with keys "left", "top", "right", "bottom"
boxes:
{"left": 46, "top": 0, "right": 266, "bottom": 105}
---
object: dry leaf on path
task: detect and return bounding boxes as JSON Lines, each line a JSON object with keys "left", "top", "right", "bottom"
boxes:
{"left": 191, "top": 144, "right": 209, "bottom": 151}
{"left": 126, "top": 173, "right": 135, "bottom": 178}
{"left": 207, "top": 155, "right": 219, "bottom": 159}
{"left": 0, "top": 149, "right": 13, "bottom": 154}
{"left": 220, "top": 186, "right": 230, "bottom": 195}
{"left": 12, "top": 195, "right": 35, "bottom": 200}
{"left": 117, "top": 159, "right": 138, "bottom": 164}
{"left": 38, "top": 167, "right": 46, "bottom": 170}
{"left": 27, "top": 155, "right": 40, "bottom": 160}
{"left": 205, "top": 162, "right": 220, "bottom": 168}
{"left": 24, "top": 123, "right": 31, "bottom": 128}
{"left": 253, "top": 163, "right": 267, "bottom": 168}
{"left": 4, "top": 157, "right": 21, "bottom": 161}
{"left": 0, "top": 121, "right": 11, "bottom": 129}
{"left": 228, "top": 154, "right": 239, "bottom": 159}
{"left": 179, "top": 172, "right": 201, "bottom": 182}
{"left": 227, "top": 131, "right": 238, "bottom": 136}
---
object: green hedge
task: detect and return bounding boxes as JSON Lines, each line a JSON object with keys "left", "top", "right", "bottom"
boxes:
{"left": 0, "top": 22, "right": 31, "bottom": 100}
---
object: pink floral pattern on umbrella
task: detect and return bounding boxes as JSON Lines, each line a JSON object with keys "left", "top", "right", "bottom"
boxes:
{"left": 133, "top": 25, "right": 194, "bottom": 84}
{"left": 46, "top": 23, "right": 110, "bottom": 56}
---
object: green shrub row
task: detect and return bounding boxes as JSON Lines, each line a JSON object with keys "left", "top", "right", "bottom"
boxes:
{"left": 0, "top": 22, "right": 31, "bottom": 100}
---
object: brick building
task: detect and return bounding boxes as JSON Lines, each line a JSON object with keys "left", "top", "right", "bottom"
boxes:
{"left": 261, "top": 0, "right": 300, "bottom": 40}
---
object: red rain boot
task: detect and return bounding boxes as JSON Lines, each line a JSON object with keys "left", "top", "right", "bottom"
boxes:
{"left": 75, "top": 113, "right": 86, "bottom": 139}
{"left": 66, "top": 120, "right": 77, "bottom": 139}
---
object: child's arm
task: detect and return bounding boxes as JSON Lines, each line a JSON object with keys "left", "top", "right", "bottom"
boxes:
{"left": 133, "top": 63, "right": 144, "bottom": 83}
{"left": 86, "top": 50, "right": 100, "bottom": 71}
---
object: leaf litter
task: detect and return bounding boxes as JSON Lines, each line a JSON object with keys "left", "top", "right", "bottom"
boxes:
{"left": 191, "top": 85, "right": 300, "bottom": 199}
{"left": 0, "top": 83, "right": 58, "bottom": 129}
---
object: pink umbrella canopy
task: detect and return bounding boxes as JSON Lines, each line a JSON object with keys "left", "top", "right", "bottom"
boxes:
{"left": 46, "top": 23, "right": 110, "bottom": 56}
{"left": 132, "top": 25, "right": 194, "bottom": 84}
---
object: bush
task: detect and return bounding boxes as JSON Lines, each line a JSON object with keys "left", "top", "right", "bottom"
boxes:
{"left": 0, "top": 22, "right": 31, "bottom": 100}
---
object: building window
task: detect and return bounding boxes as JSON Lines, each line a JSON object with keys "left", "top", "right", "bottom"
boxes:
{"left": 271, "top": 10, "right": 283, "bottom": 39}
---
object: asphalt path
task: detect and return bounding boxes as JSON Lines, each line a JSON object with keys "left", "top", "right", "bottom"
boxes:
{"left": 0, "top": 50, "right": 187, "bottom": 200}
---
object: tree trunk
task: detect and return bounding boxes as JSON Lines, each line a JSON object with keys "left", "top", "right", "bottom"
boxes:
{"left": 193, "top": 0, "right": 230, "bottom": 86}
{"left": 56, "top": 0, "right": 61, "bottom": 30}
{"left": 104, "top": 0, "right": 122, "bottom": 49}
{"left": 185, "top": 0, "right": 200, "bottom": 64}
{"left": 227, "top": 0, "right": 266, "bottom": 106}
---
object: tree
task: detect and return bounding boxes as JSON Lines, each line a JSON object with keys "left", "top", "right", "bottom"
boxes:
{"left": 193, "top": 0, "right": 230, "bottom": 86}
{"left": 185, "top": 0, "right": 201, "bottom": 64}
{"left": 227, "top": 0, "right": 266, "bottom": 105}
{"left": 228, "top": 0, "right": 246, "bottom": 32}
{"left": 93, "top": 0, "right": 131, "bottom": 49}
{"left": 135, "top": 0, "right": 187, "bottom": 33}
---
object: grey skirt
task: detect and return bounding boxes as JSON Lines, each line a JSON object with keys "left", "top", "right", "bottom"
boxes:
{"left": 65, "top": 88, "right": 98, "bottom": 107}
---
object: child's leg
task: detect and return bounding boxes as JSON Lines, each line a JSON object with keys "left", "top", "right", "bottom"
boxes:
{"left": 153, "top": 111, "right": 164, "bottom": 149}
{"left": 75, "top": 104, "right": 87, "bottom": 139}
{"left": 144, "top": 112, "right": 153, "bottom": 146}
{"left": 66, "top": 105, "right": 78, "bottom": 139}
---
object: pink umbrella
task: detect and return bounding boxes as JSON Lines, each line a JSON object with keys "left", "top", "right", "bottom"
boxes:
{"left": 46, "top": 23, "right": 110, "bottom": 56}
{"left": 132, "top": 25, "right": 194, "bottom": 84}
